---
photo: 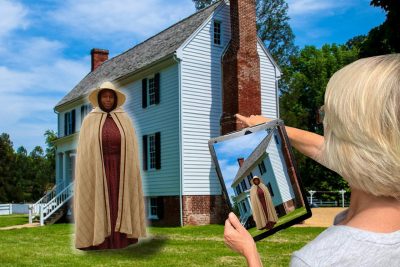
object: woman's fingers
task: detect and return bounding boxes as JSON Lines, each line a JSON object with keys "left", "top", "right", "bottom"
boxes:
{"left": 235, "top": 113, "right": 271, "bottom": 126}
{"left": 228, "top": 212, "right": 244, "bottom": 232}
{"left": 235, "top": 114, "right": 249, "bottom": 125}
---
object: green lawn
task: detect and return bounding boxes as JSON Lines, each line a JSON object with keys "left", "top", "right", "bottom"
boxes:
{"left": 0, "top": 214, "right": 29, "bottom": 227}
{"left": 0, "top": 218, "right": 326, "bottom": 267}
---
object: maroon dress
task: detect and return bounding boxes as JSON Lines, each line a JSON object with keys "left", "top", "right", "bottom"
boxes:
{"left": 82, "top": 115, "right": 138, "bottom": 250}
{"left": 257, "top": 186, "right": 276, "bottom": 230}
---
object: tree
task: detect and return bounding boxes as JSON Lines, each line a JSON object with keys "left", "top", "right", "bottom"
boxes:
{"left": 192, "top": 0, "right": 297, "bottom": 67}
{"left": 256, "top": 0, "right": 297, "bottom": 66}
{"left": 192, "top": 0, "right": 218, "bottom": 10}
{"left": 44, "top": 130, "right": 57, "bottom": 180}
{"left": 280, "top": 44, "right": 359, "bottom": 191}
{"left": 359, "top": 0, "right": 400, "bottom": 57}
{"left": 0, "top": 133, "right": 16, "bottom": 202}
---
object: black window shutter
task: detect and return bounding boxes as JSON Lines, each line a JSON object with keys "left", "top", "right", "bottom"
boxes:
{"left": 155, "top": 132, "right": 161, "bottom": 169}
{"left": 142, "top": 135, "right": 148, "bottom": 170}
{"left": 64, "top": 113, "right": 68, "bottom": 136}
{"left": 154, "top": 73, "right": 160, "bottom": 104}
{"left": 80, "top": 106, "right": 84, "bottom": 123}
{"left": 71, "top": 109, "right": 76, "bottom": 133}
{"left": 267, "top": 183, "right": 274, "bottom": 197}
{"left": 142, "top": 78, "right": 147, "bottom": 108}
{"left": 157, "top": 197, "right": 164, "bottom": 219}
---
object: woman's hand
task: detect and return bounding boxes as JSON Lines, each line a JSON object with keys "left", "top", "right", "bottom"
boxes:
{"left": 224, "top": 212, "right": 263, "bottom": 267}
{"left": 235, "top": 114, "right": 272, "bottom": 127}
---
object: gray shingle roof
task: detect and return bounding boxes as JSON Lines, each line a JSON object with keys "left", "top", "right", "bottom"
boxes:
{"left": 231, "top": 131, "right": 274, "bottom": 187}
{"left": 55, "top": 1, "right": 221, "bottom": 108}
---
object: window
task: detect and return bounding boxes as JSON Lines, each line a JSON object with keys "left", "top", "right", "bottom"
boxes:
{"left": 64, "top": 109, "right": 75, "bottom": 136}
{"left": 142, "top": 73, "right": 160, "bottom": 108}
{"left": 80, "top": 104, "right": 92, "bottom": 123}
{"left": 258, "top": 161, "right": 266, "bottom": 175}
{"left": 274, "top": 133, "right": 280, "bottom": 144}
{"left": 142, "top": 132, "right": 161, "bottom": 170}
{"left": 241, "top": 202, "right": 247, "bottom": 213}
{"left": 247, "top": 172, "right": 253, "bottom": 185}
{"left": 148, "top": 197, "right": 158, "bottom": 219}
{"left": 213, "top": 20, "right": 221, "bottom": 45}
{"left": 148, "top": 134, "right": 156, "bottom": 169}
{"left": 241, "top": 180, "right": 247, "bottom": 191}
{"left": 236, "top": 184, "right": 241, "bottom": 195}
{"left": 267, "top": 182, "right": 274, "bottom": 197}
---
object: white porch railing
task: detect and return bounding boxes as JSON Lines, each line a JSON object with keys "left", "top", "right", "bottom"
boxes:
{"left": 29, "top": 181, "right": 73, "bottom": 225}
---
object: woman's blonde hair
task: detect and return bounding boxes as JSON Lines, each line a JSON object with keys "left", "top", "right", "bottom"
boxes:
{"left": 323, "top": 54, "right": 400, "bottom": 199}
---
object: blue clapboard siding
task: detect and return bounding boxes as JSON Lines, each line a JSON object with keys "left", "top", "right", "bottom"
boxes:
{"left": 179, "top": 2, "right": 280, "bottom": 195}
{"left": 266, "top": 135, "right": 295, "bottom": 203}
{"left": 122, "top": 63, "right": 180, "bottom": 196}
{"left": 179, "top": 3, "right": 230, "bottom": 195}
{"left": 258, "top": 42, "right": 279, "bottom": 119}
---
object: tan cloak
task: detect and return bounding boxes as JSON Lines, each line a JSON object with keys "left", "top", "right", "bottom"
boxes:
{"left": 250, "top": 177, "right": 278, "bottom": 230}
{"left": 73, "top": 84, "right": 146, "bottom": 249}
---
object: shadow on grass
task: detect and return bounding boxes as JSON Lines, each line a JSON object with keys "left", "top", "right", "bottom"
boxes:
{"left": 76, "top": 236, "right": 169, "bottom": 259}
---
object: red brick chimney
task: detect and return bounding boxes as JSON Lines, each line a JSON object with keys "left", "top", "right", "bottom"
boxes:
{"left": 91, "top": 48, "right": 109, "bottom": 71}
{"left": 221, "top": 0, "right": 261, "bottom": 135}
{"left": 237, "top": 158, "right": 244, "bottom": 167}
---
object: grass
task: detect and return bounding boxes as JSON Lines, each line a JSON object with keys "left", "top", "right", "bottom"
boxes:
{"left": 0, "top": 214, "right": 29, "bottom": 227}
{"left": 0, "top": 218, "right": 326, "bottom": 267}
{"left": 249, "top": 207, "right": 308, "bottom": 236}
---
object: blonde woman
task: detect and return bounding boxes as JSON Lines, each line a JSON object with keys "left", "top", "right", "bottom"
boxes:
{"left": 224, "top": 54, "right": 400, "bottom": 266}
{"left": 74, "top": 81, "right": 146, "bottom": 250}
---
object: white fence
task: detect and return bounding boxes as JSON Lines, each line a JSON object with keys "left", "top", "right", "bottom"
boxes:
{"left": 0, "top": 204, "right": 12, "bottom": 215}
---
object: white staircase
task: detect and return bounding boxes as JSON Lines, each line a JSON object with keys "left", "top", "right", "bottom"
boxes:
{"left": 29, "top": 181, "right": 74, "bottom": 226}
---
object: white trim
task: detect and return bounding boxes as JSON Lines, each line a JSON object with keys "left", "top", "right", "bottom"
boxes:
{"left": 256, "top": 37, "right": 282, "bottom": 77}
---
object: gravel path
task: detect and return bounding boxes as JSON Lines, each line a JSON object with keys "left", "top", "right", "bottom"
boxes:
{"left": 295, "top": 207, "right": 347, "bottom": 227}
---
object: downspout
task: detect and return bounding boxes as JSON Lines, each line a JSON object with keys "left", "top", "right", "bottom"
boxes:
{"left": 173, "top": 52, "right": 184, "bottom": 227}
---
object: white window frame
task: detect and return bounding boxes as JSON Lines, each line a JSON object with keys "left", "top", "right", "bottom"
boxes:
{"left": 148, "top": 76, "right": 156, "bottom": 106}
{"left": 148, "top": 197, "right": 158, "bottom": 220}
{"left": 213, "top": 20, "right": 222, "bottom": 46}
{"left": 148, "top": 134, "right": 156, "bottom": 170}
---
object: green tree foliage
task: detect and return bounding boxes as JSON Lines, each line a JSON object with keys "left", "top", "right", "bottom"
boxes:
{"left": 0, "top": 131, "right": 56, "bottom": 202}
{"left": 0, "top": 133, "right": 16, "bottom": 202}
{"left": 192, "top": 0, "right": 297, "bottom": 67}
{"left": 280, "top": 44, "right": 359, "bottom": 191}
{"left": 359, "top": 0, "right": 400, "bottom": 56}
{"left": 192, "top": 0, "right": 218, "bottom": 10}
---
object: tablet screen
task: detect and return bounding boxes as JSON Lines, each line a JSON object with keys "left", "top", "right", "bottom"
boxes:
{"left": 209, "top": 120, "right": 311, "bottom": 241}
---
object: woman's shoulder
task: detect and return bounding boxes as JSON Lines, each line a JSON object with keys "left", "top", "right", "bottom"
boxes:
{"left": 291, "top": 226, "right": 400, "bottom": 266}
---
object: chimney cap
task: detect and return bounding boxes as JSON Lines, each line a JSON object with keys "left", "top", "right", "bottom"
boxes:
{"left": 91, "top": 48, "right": 109, "bottom": 55}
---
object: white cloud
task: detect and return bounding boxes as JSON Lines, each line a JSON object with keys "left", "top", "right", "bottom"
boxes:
{"left": 0, "top": 0, "right": 28, "bottom": 39}
{"left": 50, "top": 0, "right": 195, "bottom": 40}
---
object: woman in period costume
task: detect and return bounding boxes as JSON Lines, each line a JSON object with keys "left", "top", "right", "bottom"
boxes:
{"left": 249, "top": 176, "right": 278, "bottom": 230}
{"left": 73, "top": 81, "right": 146, "bottom": 250}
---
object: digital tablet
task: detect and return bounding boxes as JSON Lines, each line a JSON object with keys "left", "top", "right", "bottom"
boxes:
{"left": 208, "top": 119, "right": 311, "bottom": 241}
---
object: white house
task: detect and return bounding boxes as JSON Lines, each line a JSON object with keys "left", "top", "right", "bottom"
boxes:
{"left": 33, "top": 0, "right": 282, "bottom": 226}
{"left": 230, "top": 129, "right": 297, "bottom": 225}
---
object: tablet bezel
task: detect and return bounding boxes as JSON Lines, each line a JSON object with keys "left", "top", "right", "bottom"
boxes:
{"left": 208, "top": 119, "right": 312, "bottom": 241}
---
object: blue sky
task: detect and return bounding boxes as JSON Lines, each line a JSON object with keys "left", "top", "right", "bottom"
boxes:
{"left": 213, "top": 130, "right": 268, "bottom": 200}
{"left": 0, "top": 0, "right": 385, "bottom": 152}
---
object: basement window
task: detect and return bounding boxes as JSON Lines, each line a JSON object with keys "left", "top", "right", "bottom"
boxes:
{"left": 213, "top": 20, "right": 221, "bottom": 45}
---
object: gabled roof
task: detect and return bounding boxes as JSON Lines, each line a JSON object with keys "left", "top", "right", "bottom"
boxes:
{"left": 55, "top": 1, "right": 222, "bottom": 109}
{"left": 231, "top": 131, "right": 274, "bottom": 187}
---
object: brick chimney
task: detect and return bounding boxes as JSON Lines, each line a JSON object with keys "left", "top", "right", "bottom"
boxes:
{"left": 237, "top": 158, "right": 244, "bottom": 167}
{"left": 91, "top": 48, "right": 109, "bottom": 71}
{"left": 221, "top": 0, "right": 261, "bottom": 135}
